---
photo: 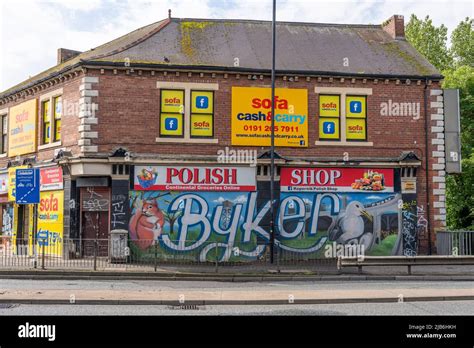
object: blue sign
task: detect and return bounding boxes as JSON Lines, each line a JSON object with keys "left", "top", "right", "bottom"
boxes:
{"left": 323, "top": 121, "right": 335, "bottom": 134}
{"left": 37, "top": 229, "right": 49, "bottom": 246}
{"left": 196, "top": 96, "right": 209, "bottom": 109}
{"left": 165, "top": 118, "right": 178, "bottom": 131}
{"left": 15, "top": 168, "right": 40, "bottom": 204}
{"left": 349, "top": 101, "right": 362, "bottom": 113}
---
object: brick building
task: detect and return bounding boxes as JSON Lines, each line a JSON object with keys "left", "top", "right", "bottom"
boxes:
{"left": 0, "top": 14, "right": 453, "bottom": 261}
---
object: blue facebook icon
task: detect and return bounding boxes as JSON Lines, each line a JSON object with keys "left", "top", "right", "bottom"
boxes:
{"left": 196, "top": 96, "right": 209, "bottom": 109}
{"left": 323, "top": 121, "right": 335, "bottom": 134}
{"left": 165, "top": 118, "right": 178, "bottom": 131}
{"left": 350, "top": 101, "right": 362, "bottom": 113}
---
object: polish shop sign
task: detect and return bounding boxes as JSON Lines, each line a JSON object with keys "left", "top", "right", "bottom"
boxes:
{"left": 280, "top": 167, "right": 394, "bottom": 193}
{"left": 134, "top": 166, "right": 256, "bottom": 191}
{"left": 40, "top": 167, "right": 63, "bottom": 191}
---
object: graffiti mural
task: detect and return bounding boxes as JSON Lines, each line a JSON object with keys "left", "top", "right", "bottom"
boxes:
{"left": 1, "top": 205, "right": 13, "bottom": 236}
{"left": 128, "top": 190, "right": 403, "bottom": 261}
{"left": 278, "top": 192, "right": 402, "bottom": 256}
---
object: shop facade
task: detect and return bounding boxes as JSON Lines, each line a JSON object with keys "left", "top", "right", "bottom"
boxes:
{"left": 0, "top": 14, "right": 460, "bottom": 261}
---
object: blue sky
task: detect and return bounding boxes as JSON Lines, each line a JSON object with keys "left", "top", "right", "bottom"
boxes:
{"left": 0, "top": 0, "right": 472, "bottom": 91}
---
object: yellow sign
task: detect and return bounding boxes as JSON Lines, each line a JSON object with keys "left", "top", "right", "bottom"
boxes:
{"left": 346, "top": 96, "right": 367, "bottom": 118}
{"left": 8, "top": 99, "right": 37, "bottom": 157}
{"left": 346, "top": 118, "right": 367, "bottom": 140}
{"left": 319, "top": 118, "right": 340, "bottom": 140}
{"left": 231, "top": 87, "right": 308, "bottom": 147}
{"left": 37, "top": 190, "right": 64, "bottom": 257}
{"left": 319, "top": 95, "right": 340, "bottom": 117}
{"left": 191, "top": 114, "right": 213, "bottom": 137}
{"left": 8, "top": 166, "right": 28, "bottom": 201}
{"left": 161, "top": 90, "right": 184, "bottom": 113}
{"left": 160, "top": 113, "right": 183, "bottom": 136}
{"left": 191, "top": 91, "right": 213, "bottom": 114}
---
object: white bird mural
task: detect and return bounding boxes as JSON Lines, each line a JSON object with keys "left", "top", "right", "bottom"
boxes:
{"left": 328, "top": 201, "right": 374, "bottom": 250}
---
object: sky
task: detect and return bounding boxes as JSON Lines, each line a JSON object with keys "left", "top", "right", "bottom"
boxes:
{"left": 0, "top": 0, "right": 472, "bottom": 91}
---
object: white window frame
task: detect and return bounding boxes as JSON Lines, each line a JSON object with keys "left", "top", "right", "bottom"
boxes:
{"left": 156, "top": 81, "right": 219, "bottom": 144}
{"left": 315, "top": 87, "right": 373, "bottom": 146}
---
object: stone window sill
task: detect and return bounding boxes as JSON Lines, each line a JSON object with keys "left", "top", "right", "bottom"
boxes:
{"left": 155, "top": 137, "right": 219, "bottom": 144}
{"left": 315, "top": 141, "right": 374, "bottom": 147}
{"left": 38, "top": 141, "right": 62, "bottom": 150}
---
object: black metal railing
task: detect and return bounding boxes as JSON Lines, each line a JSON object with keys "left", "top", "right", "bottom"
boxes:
{"left": 0, "top": 236, "right": 338, "bottom": 272}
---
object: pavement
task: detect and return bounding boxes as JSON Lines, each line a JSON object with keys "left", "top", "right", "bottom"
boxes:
{"left": 1, "top": 279, "right": 473, "bottom": 305}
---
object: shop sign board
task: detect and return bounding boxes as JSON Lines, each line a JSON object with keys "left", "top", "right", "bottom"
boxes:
{"left": 280, "top": 167, "right": 394, "bottom": 193}
{"left": 134, "top": 165, "right": 257, "bottom": 192}
{"left": 40, "top": 167, "right": 63, "bottom": 191}
{"left": 8, "top": 99, "right": 37, "bottom": 157}
{"left": 231, "top": 87, "right": 308, "bottom": 147}
{"left": 0, "top": 173, "right": 8, "bottom": 194}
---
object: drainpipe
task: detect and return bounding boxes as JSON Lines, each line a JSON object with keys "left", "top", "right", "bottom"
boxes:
{"left": 424, "top": 78, "right": 432, "bottom": 255}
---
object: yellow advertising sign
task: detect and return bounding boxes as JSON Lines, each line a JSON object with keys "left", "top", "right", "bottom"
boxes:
{"left": 231, "top": 87, "right": 308, "bottom": 147}
{"left": 191, "top": 91, "right": 213, "bottom": 114}
{"left": 346, "top": 118, "right": 367, "bottom": 140}
{"left": 37, "top": 190, "right": 64, "bottom": 257}
{"left": 346, "top": 96, "right": 367, "bottom": 118}
{"left": 191, "top": 114, "right": 213, "bottom": 137}
{"left": 8, "top": 99, "right": 37, "bottom": 157}
{"left": 160, "top": 113, "right": 183, "bottom": 136}
{"left": 319, "top": 95, "right": 340, "bottom": 117}
{"left": 319, "top": 118, "right": 340, "bottom": 140}
{"left": 161, "top": 90, "right": 184, "bottom": 113}
{"left": 8, "top": 166, "right": 28, "bottom": 201}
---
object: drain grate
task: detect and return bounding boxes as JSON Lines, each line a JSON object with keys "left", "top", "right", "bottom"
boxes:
{"left": 167, "top": 304, "right": 204, "bottom": 310}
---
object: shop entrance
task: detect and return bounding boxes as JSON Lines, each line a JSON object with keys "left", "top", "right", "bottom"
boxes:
{"left": 80, "top": 187, "right": 110, "bottom": 257}
{"left": 16, "top": 205, "right": 30, "bottom": 255}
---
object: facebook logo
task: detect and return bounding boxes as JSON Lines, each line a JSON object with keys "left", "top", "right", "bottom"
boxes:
{"left": 350, "top": 101, "right": 362, "bottom": 113}
{"left": 196, "top": 96, "right": 209, "bottom": 109}
{"left": 323, "top": 121, "right": 335, "bottom": 134}
{"left": 165, "top": 118, "right": 178, "bottom": 131}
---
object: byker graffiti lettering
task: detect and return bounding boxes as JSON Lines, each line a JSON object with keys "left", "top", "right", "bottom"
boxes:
{"left": 129, "top": 191, "right": 404, "bottom": 261}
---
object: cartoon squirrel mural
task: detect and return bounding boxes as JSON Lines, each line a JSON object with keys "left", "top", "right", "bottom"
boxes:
{"left": 129, "top": 199, "right": 165, "bottom": 250}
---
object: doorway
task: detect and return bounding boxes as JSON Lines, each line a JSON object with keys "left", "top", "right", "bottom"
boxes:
{"left": 80, "top": 187, "right": 110, "bottom": 257}
{"left": 16, "top": 205, "right": 30, "bottom": 255}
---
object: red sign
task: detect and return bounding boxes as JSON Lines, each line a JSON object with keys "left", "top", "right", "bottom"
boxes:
{"left": 134, "top": 166, "right": 256, "bottom": 192}
{"left": 280, "top": 167, "right": 394, "bottom": 193}
{"left": 40, "top": 167, "right": 63, "bottom": 191}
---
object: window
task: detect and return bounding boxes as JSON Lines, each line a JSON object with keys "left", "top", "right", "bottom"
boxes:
{"left": 318, "top": 95, "right": 340, "bottom": 140}
{"left": 345, "top": 95, "right": 367, "bottom": 141}
{"left": 190, "top": 90, "right": 214, "bottom": 138}
{"left": 160, "top": 89, "right": 184, "bottom": 137}
{"left": 53, "top": 96, "right": 62, "bottom": 142}
{"left": 316, "top": 87, "right": 372, "bottom": 145}
{"left": 0, "top": 114, "right": 7, "bottom": 154}
{"left": 42, "top": 100, "right": 51, "bottom": 144}
{"left": 156, "top": 82, "right": 219, "bottom": 143}
{"left": 40, "top": 92, "right": 62, "bottom": 145}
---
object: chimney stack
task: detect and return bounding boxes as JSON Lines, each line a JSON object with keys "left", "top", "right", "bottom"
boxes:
{"left": 382, "top": 15, "right": 405, "bottom": 39}
{"left": 57, "top": 48, "right": 82, "bottom": 64}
